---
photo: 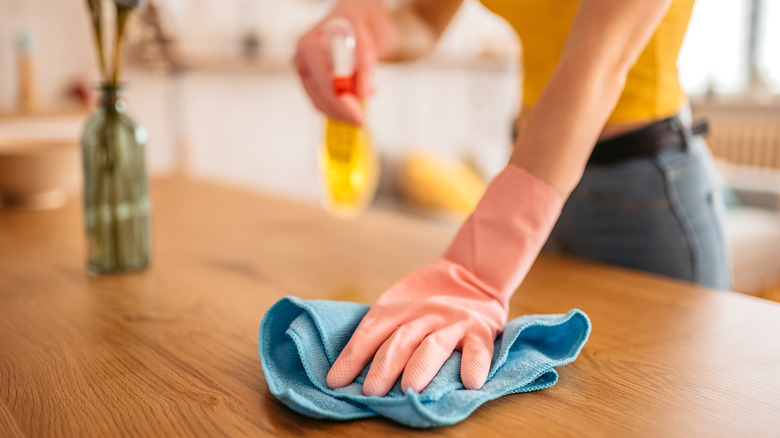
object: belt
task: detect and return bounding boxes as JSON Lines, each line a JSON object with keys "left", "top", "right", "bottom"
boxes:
{"left": 587, "top": 116, "right": 709, "bottom": 165}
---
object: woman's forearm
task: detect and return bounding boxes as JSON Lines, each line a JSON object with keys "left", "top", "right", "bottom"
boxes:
{"left": 509, "top": 56, "right": 628, "bottom": 197}
{"left": 324, "top": 0, "right": 462, "bottom": 63}
{"left": 509, "top": 0, "right": 673, "bottom": 198}
{"left": 378, "top": 0, "right": 463, "bottom": 62}
{"left": 382, "top": 6, "right": 437, "bottom": 61}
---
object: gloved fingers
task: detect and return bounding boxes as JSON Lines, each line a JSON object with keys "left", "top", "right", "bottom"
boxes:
{"left": 326, "top": 316, "right": 396, "bottom": 389}
{"left": 401, "top": 324, "right": 465, "bottom": 394}
{"left": 362, "top": 317, "right": 438, "bottom": 397}
{"left": 460, "top": 333, "right": 494, "bottom": 390}
{"left": 293, "top": 30, "right": 364, "bottom": 125}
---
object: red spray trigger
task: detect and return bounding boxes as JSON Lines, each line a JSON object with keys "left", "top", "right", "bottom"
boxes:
{"left": 325, "top": 18, "right": 356, "bottom": 95}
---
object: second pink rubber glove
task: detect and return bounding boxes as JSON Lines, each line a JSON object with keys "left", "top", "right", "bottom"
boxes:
{"left": 326, "top": 164, "right": 564, "bottom": 396}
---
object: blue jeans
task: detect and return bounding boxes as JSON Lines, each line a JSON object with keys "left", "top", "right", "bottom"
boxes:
{"left": 545, "top": 135, "right": 731, "bottom": 290}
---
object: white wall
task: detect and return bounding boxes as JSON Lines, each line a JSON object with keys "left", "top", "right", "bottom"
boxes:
{"left": 173, "top": 60, "right": 517, "bottom": 203}
{"left": 0, "top": 0, "right": 96, "bottom": 111}
{"left": 0, "top": 0, "right": 518, "bottom": 203}
{"left": 0, "top": 0, "right": 176, "bottom": 173}
{"left": 154, "top": 0, "right": 518, "bottom": 63}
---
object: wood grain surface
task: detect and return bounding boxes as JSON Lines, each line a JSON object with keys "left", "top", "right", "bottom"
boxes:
{"left": 1, "top": 177, "right": 779, "bottom": 437}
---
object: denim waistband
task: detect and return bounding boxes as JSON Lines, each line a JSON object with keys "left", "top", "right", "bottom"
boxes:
{"left": 588, "top": 114, "right": 708, "bottom": 166}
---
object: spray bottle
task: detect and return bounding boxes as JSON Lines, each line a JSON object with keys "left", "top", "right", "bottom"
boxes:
{"left": 319, "top": 18, "right": 379, "bottom": 217}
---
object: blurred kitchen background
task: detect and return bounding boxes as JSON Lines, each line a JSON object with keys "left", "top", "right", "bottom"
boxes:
{"left": 1, "top": 0, "right": 779, "bottom": 299}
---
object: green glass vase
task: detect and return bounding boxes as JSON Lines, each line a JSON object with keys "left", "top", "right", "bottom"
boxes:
{"left": 81, "top": 84, "right": 151, "bottom": 275}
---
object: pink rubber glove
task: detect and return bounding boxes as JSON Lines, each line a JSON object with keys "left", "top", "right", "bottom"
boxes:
{"left": 293, "top": 0, "right": 397, "bottom": 125}
{"left": 326, "top": 164, "right": 564, "bottom": 396}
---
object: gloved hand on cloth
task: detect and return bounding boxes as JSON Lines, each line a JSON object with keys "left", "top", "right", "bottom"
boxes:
{"left": 326, "top": 164, "right": 564, "bottom": 396}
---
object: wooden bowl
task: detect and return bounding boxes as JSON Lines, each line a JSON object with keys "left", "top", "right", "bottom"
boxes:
{"left": 0, "top": 139, "right": 80, "bottom": 209}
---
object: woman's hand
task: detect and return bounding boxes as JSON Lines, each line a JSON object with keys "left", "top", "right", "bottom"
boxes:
{"left": 292, "top": 0, "right": 463, "bottom": 125}
{"left": 293, "top": 0, "right": 394, "bottom": 125}
{"left": 327, "top": 164, "right": 564, "bottom": 396}
{"left": 327, "top": 259, "right": 507, "bottom": 396}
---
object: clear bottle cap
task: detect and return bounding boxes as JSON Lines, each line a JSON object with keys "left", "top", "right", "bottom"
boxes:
{"left": 325, "top": 18, "right": 356, "bottom": 80}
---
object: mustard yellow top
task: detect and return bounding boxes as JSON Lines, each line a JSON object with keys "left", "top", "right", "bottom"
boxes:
{"left": 480, "top": 0, "right": 695, "bottom": 123}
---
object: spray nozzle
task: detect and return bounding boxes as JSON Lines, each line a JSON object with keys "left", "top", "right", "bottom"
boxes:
{"left": 324, "top": 18, "right": 356, "bottom": 94}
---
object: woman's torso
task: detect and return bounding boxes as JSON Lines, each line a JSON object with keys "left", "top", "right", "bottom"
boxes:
{"left": 480, "top": 0, "right": 696, "bottom": 139}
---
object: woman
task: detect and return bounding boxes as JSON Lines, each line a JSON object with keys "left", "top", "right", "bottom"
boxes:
{"left": 294, "top": 0, "right": 729, "bottom": 397}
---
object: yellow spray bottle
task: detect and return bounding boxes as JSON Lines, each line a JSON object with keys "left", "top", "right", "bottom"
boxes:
{"left": 319, "top": 18, "right": 379, "bottom": 217}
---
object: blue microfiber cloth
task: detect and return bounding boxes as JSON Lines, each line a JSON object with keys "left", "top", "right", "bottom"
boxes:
{"left": 258, "top": 296, "right": 591, "bottom": 428}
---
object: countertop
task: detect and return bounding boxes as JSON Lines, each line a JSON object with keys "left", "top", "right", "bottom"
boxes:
{"left": 1, "top": 177, "right": 779, "bottom": 437}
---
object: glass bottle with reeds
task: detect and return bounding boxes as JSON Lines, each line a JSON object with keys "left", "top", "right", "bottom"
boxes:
{"left": 82, "top": 0, "right": 150, "bottom": 274}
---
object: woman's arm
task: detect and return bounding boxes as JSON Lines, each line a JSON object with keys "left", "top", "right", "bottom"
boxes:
{"left": 324, "top": 1, "right": 677, "bottom": 396}
{"left": 510, "top": 0, "right": 673, "bottom": 197}
{"left": 384, "top": 0, "right": 464, "bottom": 61}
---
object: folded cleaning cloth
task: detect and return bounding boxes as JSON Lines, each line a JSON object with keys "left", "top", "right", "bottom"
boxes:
{"left": 258, "top": 296, "right": 591, "bottom": 428}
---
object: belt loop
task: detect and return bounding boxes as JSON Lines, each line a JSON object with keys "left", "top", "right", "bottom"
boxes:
{"left": 672, "top": 114, "right": 692, "bottom": 150}
{"left": 677, "top": 107, "right": 696, "bottom": 150}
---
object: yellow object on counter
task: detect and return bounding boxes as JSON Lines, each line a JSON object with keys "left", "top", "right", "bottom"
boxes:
{"left": 399, "top": 152, "right": 487, "bottom": 216}
{"left": 319, "top": 116, "right": 379, "bottom": 218}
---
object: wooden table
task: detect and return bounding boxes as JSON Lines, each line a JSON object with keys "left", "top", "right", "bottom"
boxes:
{"left": 2, "top": 178, "right": 779, "bottom": 437}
